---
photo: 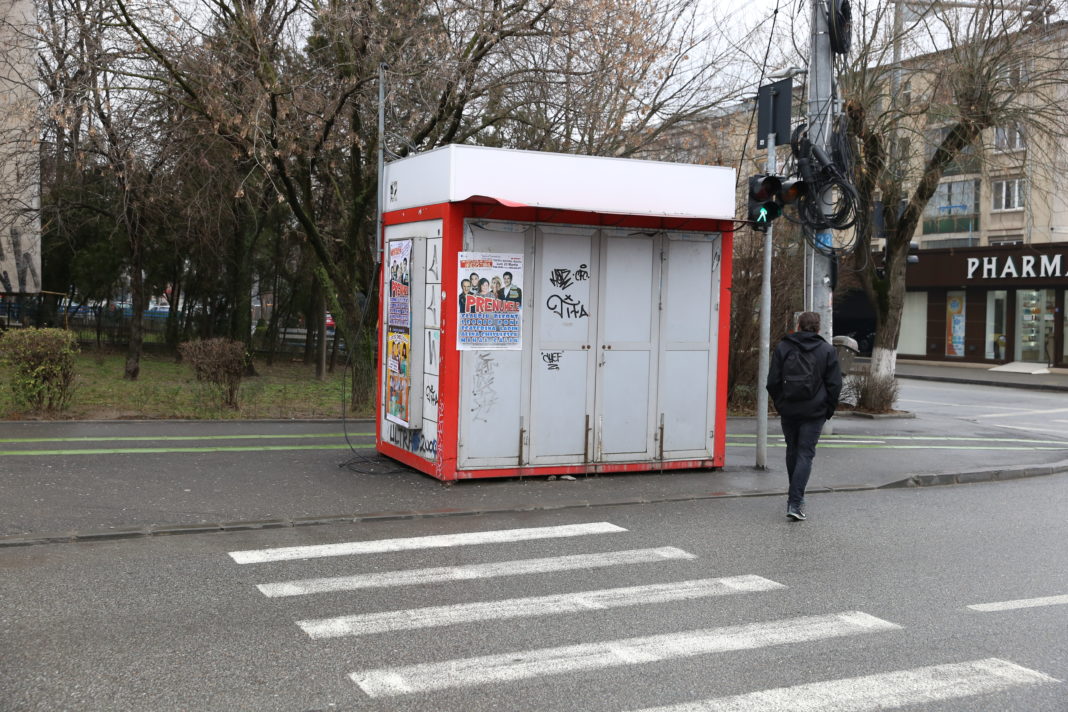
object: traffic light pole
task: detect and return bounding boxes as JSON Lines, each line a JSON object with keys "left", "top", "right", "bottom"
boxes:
{"left": 806, "top": 0, "right": 835, "bottom": 343}
{"left": 755, "top": 134, "right": 776, "bottom": 470}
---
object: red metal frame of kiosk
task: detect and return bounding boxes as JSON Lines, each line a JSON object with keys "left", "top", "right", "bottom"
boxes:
{"left": 376, "top": 200, "right": 734, "bottom": 481}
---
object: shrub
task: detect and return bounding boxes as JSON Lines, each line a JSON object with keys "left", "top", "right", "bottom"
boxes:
{"left": 0, "top": 327, "right": 79, "bottom": 412}
{"left": 178, "top": 338, "right": 248, "bottom": 408}
{"left": 843, "top": 370, "right": 899, "bottom": 412}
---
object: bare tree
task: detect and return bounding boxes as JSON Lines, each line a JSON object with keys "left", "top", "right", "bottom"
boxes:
{"left": 842, "top": 0, "right": 1068, "bottom": 400}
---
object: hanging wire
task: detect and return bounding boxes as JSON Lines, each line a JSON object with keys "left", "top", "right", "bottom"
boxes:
{"left": 736, "top": 0, "right": 783, "bottom": 185}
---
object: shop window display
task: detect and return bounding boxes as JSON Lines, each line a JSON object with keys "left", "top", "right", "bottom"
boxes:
{"left": 1015, "top": 289, "right": 1055, "bottom": 364}
{"left": 985, "top": 290, "right": 1007, "bottom": 360}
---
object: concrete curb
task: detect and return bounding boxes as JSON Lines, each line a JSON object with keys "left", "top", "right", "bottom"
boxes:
{"left": 3, "top": 464, "right": 1066, "bottom": 548}
{"left": 881, "top": 458, "right": 1068, "bottom": 489}
{"left": 896, "top": 373, "right": 1068, "bottom": 393}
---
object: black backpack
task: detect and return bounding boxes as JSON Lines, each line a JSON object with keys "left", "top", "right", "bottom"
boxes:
{"left": 781, "top": 345, "right": 819, "bottom": 402}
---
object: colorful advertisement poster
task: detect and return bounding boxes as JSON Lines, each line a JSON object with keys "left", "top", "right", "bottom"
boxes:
{"left": 946, "top": 293, "right": 965, "bottom": 357}
{"left": 386, "top": 239, "right": 412, "bottom": 426}
{"left": 388, "top": 240, "right": 412, "bottom": 328}
{"left": 457, "top": 252, "right": 523, "bottom": 350}
{"left": 386, "top": 330, "right": 411, "bottom": 425}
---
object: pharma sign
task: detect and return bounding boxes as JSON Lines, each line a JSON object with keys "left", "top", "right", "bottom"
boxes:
{"left": 966, "top": 253, "right": 1066, "bottom": 281}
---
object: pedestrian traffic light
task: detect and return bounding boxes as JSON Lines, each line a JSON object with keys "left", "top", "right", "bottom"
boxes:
{"left": 907, "top": 240, "right": 920, "bottom": 264}
{"left": 748, "top": 174, "right": 783, "bottom": 231}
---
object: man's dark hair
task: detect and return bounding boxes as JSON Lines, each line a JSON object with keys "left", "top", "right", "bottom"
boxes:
{"left": 798, "top": 311, "right": 820, "bottom": 333}
{"left": 503, "top": 271, "right": 513, "bottom": 279}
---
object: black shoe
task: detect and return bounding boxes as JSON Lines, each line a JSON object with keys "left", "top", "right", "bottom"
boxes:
{"left": 787, "top": 506, "right": 806, "bottom": 521}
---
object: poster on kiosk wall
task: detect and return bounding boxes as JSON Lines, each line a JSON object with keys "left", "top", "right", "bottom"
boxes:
{"left": 386, "top": 240, "right": 412, "bottom": 426}
{"left": 457, "top": 252, "right": 524, "bottom": 350}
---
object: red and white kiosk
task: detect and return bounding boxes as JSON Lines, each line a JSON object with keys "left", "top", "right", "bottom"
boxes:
{"left": 375, "top": 144, "right": 735, "bottom": 481}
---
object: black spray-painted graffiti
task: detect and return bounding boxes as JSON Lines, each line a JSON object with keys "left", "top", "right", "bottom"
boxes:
{"left": 545, "top": 262, "right": 591, "bottom": 321}
{"left": 425, "top": 331, "right": 439, "bottom": 371}
{"left": 549, "top": 268, "right": 574, "bottom": 290}
{"left": 426, "top": 288, "right": 439, "bottom": 326}
{"left": 546, "top": 293, "right": 589, "bottom": 320}
{"left": 541, "top": 351, "right": 562, "bottom": 371}
{"left": 387, "top": 423, "right": 438, "bottom": 458}
{"left": 471, "top": 352, "right": 498, "bottom": 421}
{"left": 428, "top": 243, "right": 440, "bottom": 281}
{"left": 425, "top": 383, "right": 438, "bottom": 405}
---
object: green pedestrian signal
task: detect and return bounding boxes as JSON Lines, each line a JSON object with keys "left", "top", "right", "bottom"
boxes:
{"left": 747, "top": 174, "right": 783, "bottom": 232}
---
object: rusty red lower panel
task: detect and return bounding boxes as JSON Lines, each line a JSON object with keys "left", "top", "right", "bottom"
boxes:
{"left": 374, "top": 440, "right": 721, "bottom": 481}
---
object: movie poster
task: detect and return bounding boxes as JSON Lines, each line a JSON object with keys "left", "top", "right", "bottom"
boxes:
{"left": 457, "top": 252, "right": 523, "bottom": 350}
{"left": 386, "top": 240, "right": 412, "bottom": 425}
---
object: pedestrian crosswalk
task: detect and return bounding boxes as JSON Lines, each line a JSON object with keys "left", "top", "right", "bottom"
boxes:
{"left": 226, "top": 520, "right": 1060, "bottom": 709}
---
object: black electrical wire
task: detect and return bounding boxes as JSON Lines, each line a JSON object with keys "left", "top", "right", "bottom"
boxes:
{"left": 736, "top": 0, "right": 783, "bottom": 186}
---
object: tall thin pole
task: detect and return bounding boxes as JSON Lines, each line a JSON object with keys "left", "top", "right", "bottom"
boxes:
{"left": 376, "top": 63, "right": 386, "bottom": 267}
{"left": 756, "top": 134, "right": 776, "bottom": 470}
{"left": 807, "top": 0, "right": 834, "bottom": 343}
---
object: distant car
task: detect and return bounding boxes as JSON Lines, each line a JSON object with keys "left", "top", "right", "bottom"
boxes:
{"left": 325, "top": 313, "right": 335, "bottom": 329}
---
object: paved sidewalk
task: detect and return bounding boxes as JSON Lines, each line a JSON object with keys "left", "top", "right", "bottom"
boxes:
{"left": 2, "top": 398, "right": 1067, "bottom": 545}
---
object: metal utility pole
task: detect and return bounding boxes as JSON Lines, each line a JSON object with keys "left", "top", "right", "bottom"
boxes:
{"left": 806, "top": 0, "right": 835, "bottom": 343}
{"left": 755, "top": 134, "right": 776, "bottom": 470}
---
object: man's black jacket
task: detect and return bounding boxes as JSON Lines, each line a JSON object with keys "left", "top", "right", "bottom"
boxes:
{"left": 766, "top": 331, "right": 843, "bottom": 420}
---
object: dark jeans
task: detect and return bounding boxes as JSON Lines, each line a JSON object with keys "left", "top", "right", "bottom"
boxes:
{"left": 780, "top": 416, "right": 825, "bottom": 508}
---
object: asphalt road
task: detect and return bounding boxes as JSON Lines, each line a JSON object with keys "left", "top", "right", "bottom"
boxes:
{"left": 898, "top": 378, "right": 1068, "bottom": 441}
{"left": 2, "top": 473, "right": 1066, "bottom": 712}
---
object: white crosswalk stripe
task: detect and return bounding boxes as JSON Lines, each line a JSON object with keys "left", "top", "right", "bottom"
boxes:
{"left": 297, "top": 575, "right": 785, "bottom": 639}
{"left": 228, "top": 519, "right": 1061, "bottom": 708}
{"left": 623, "top": 658, "right": 1059, "bottom": 712}
{"left": 228, "top": 521, "right": 625, "bottom": 563}
{"left": 257, "top": 546, "right": 695, "bottom": 598}
{"left": 349, "top": 612, "right": 901, "bottom": 698}
{"left": 967, "top": 593, "right": 1068, "bottom": 612}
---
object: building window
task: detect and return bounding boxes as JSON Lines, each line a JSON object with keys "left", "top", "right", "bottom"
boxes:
{"left": 989, "top": 236, "right": 1023, "bottom": 246}
{"left": 923, "top": 179, "right": 980, "bottom": 234}
{"left": 992, "top": 178, "right": 1025, "bottom": 211}
{"left": 926, "top": 126, "right": 978, "bottom": 176}
{"left": 995, "top": 124, "right": 1025, "bottom": 151}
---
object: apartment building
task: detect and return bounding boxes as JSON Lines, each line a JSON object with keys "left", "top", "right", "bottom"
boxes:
{"left": 0, "top": 0, "right": 41, "bottom": 296}
{"left": 893, "top": 24, "right": 1068, "bottom": 367}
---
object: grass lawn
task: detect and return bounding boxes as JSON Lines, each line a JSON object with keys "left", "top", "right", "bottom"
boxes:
{"left": 0, "top": 348, "right": 372, "bottom": 420}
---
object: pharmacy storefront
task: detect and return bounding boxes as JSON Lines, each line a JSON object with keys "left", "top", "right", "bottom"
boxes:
{"left": 899, "top": 245, "right": 1068, "bottom": 365}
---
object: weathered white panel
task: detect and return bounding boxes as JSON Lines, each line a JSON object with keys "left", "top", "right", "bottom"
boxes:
{"left": 660, "top": 350, "right": 710, "bottom": 452}
{"left": 424, "top": 329, "right": 439, "bottom": 376}
{"left": 424, "top": 284, "right": 440, "bottom": 328}
{"left": 425, "top": 237, "right": 442, "bottom": 284}
{"left": 663, "top": 238, "right": 715, "bottom": 344}
{"left": 422, "top": 371, "right": 439, "bottom": 423}
{"left": 602, "top": 237, "right": 655, "bottom": 343}
{"left": 598, "top": 233, "right": 657, "bottom": 459}
{"left": 384, "top": 144, "right": 735, "bottom": 219}
{"left": 600, "top": 350, "right": 651, "bottom": 455}
{"left": 458, "top": 221, "right": 531, "bottom": 465}
{"left": 531, "top": 350, "right": 590, "bottom": 458}
{"left": 529, "top": 227, "right": 596, "bottom": 463}
{"left": 657, "top": 235, "right": 717, "bottom": 459}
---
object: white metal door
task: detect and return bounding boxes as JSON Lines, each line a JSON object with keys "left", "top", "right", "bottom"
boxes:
{"left": 656, "top": 233, "right": 720, "bottom": 459}
{"left": 458, "top": 221, "right": 533, "bottom": 468}
{"left": 594, "top": 231, "right": 659, "bottom": 461}
{"left": 528, "top": 227, "right": 597, "bottom": 464}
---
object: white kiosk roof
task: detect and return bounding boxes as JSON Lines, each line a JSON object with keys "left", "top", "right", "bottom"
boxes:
{"left": 383, "top": 144, "right": 736, "bottom": 220}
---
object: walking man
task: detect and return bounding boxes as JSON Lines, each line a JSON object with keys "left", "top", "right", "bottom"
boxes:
{"left": 766, "top": 311, "right": 842, "bottom": 521}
